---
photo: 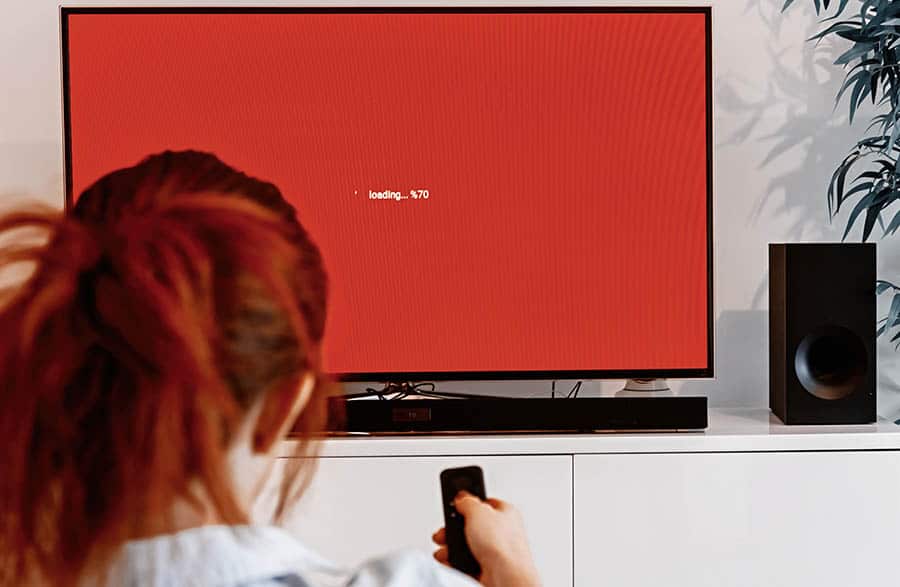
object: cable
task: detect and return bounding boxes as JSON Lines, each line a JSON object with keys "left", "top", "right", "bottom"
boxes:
{"left": 551, "top": 380, "right": 583, "bottom": 399}
{"left": 567, "top": 381, "right": 583, "bottom": 398}
{"left": 344, "top": 381, "right": 489, "bottom": 401}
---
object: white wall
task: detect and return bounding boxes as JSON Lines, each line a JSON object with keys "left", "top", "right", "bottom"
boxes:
{"left": 3, "top": 0, "right": 899, "bottom": 414}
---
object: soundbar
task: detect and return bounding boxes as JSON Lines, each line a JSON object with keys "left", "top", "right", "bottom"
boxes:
{"left": 324, "top": 396, "right": 708, "bottom": 434}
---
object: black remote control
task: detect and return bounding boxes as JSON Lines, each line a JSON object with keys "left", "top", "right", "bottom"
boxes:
{"left": 440, "top": 466, "right": 486, "bottom": 578}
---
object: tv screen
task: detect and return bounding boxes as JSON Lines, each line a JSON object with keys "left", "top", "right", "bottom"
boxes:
{"left": 63, "top": 7, "right": 712, "bottom": 382}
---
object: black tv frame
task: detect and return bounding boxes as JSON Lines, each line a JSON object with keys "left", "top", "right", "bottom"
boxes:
{"left": 61, "top": 6, "right": 714, "bottom": 384}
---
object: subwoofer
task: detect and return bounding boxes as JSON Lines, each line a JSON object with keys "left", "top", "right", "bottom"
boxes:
{"left": 769, "top": 243, "right": 876, "bottom": 424}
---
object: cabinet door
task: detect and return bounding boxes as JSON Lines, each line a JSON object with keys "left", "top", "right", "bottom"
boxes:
{"left": 574, "top": 451, "right": 900, "bottom": 587}
{"left": 268, "top": 455, "right": 572, "bottom": 586}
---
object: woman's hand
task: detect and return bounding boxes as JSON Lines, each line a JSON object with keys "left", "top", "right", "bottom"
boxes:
{"left": 432, "top": 492, "right": 541, "bottom": 587}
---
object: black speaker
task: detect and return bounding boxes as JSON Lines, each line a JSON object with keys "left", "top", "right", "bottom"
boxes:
{"left": 769, "top": 243, "right": 876, "bottom": 424}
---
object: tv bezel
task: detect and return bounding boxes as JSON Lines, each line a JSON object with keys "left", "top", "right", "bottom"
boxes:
{"left": 61, "top": 6, "right": 714, "bottom": 383}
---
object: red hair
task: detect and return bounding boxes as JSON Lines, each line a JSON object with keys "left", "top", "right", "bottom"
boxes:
{"left": 0, "top": 151, "right": 329, "bottom": 584}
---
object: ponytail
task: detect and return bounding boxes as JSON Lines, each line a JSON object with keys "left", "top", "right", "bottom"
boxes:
{"left": 0, "top": 152, "right": 329, "bottom": 585}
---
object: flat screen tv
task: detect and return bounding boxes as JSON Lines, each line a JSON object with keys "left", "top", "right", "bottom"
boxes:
{"left": 62, "top": 8, "right": 712, "bottom": 424}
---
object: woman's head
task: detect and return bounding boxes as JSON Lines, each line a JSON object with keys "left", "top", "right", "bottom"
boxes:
{"left": 0, "top": 151, "right": 329, "bottom": 583}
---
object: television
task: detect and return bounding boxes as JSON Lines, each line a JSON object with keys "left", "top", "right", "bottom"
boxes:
{"left": 62, "top": 7, "right": 712, "bottom": 431}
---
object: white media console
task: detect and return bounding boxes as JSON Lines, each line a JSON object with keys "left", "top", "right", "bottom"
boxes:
{"left": 271, "top": 409, "right": 900, "bottom": 586}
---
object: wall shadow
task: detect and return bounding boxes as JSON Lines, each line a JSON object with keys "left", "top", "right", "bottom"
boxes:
{"left": 718, "top": 0, "right": 863, "bottom": 244}
{"left": 680, "top": 309, "right": 767, "bottom": 407}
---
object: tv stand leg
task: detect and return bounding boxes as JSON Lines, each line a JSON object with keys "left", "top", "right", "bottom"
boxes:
{"left": 617, "top": 378, "right": 672, "bottom": 396}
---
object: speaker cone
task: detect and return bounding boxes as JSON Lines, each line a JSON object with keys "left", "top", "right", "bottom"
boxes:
{"left": 794, "top": 325, "right": 868, "bottom": 401}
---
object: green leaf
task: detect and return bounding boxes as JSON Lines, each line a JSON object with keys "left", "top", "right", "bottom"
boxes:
{"left": 872, "top": 68, "right": 880, "bottom": 103}
{"left": 838, "top": 180, "right": 874, "bottom": 215}
{"left": 849, "top": 58, "right": 882, "bottom": 75}
{"left": 836, "top": 42, "right": 874, "bottom": 66}
{"left": 888, "top": 118, "right": 900, "bottom": 153}
{"left": 842, "top": 186, "right": 876, "bottom": 238}
{"left": 809, "top": 21, "right": 859, "bottom": 42}
{"left": 837, "top": 30, "right": 872, "bottom": 43}
{"left": 884, "top": 209, "right": 900, "bottom": 235}
{"left": 836, "top": 69, "right": 870, "bottom": 110}
{"left": 850, "top": 72, "right": 874, "bottom": 123}
{"left": 874, "top": 158, "right": 897, "bottom": 172}
{"left": 862, "top": 198, "right": 884, "bottom": 240}
{"left": 886, "top": 292, "right": 900, "bottom": 331}
{"left": 856, "top": 170, "right": 884, "bottom": 180}
{"left": 862, "top": 0, "right": 880, "bottom": 21}
{"left": 829, "top": 155, "right": 858, "bottom": 215}
{"left": 823, "top": 0, "right": 854, "bottom": 20}
{"left": 876, "top": 280, "right": 899, "bottom": 294}
{"left": 866, "top": 186, "right": 896, "bottom": 240}
{"left": 865, "top": 113, "right": 890, "bottom": 133}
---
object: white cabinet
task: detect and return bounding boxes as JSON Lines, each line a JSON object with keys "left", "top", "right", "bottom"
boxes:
{"left": 268, "top": 410, "right": 900, "bottom": 587}
{"left": 574, "top": 451, "right": 900, "bottom": 587}
{"left": 278, "top": 455, "right": 573, "bottom": 586}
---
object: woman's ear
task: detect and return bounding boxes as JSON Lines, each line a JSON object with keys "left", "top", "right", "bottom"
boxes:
{"left": 252, "top": 373, "right": 316, "bottom": 454}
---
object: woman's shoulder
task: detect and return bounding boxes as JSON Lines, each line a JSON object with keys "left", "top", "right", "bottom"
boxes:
{"left": 98, "top": 525, "right": 478, "bottom": 587}
{"left": 246, "top": 550, "right": 478, "bottom": 587}
{"left": 339, "top": 549, "right": 479, "bottom": 587}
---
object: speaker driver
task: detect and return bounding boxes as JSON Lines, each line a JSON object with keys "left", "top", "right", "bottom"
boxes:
{"left": 794, "top": 324, "right": 868, "bottom": 401}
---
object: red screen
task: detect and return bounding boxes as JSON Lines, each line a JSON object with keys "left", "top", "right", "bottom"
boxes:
{"left": 65, "top": 10, "right": 710, "bottom": 376}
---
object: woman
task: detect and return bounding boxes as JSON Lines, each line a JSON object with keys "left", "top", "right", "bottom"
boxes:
{"left": 0, "top": 151, "right": 540, "bottom": 587}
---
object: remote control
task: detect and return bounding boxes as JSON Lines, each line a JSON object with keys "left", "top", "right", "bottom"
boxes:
{"left": 440, "top": 466, "right": 486, "bottom": 578}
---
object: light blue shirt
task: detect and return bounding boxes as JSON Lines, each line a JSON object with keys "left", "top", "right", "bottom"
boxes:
{"left": 98, "top": 525, "right": 479, "bottom": 587}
